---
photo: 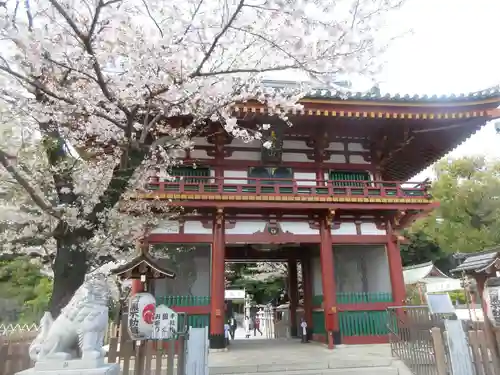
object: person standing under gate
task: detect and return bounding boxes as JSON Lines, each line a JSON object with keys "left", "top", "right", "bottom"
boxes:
{"left": 229, "top": 316, "right": 237, "bottom": 340}
{"left": 244, "top": 316, "right": 251, "bottom": 338}
{"left": 224, "top": 320, "right": 231, "bottom": 346}
{"left": 253, "top": 315, "right": 263, "bottom": 336}
{"left": 300, "top": 318, "right": 309, "bottom": 343}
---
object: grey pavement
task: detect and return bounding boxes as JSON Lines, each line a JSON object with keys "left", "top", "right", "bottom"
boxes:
{"left": 210, "top": 338, "right": 412, "bottom": 375}
{"left": 232, "top": 327, "right": 268, "bottom": 341}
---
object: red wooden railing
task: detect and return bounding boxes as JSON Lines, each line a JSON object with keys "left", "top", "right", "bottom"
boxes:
{"left": 145, "top": 176, "right": 431, "bottom": 199}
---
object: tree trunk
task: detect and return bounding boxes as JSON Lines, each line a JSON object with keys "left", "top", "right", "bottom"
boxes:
{"left": 48, "top": 234, "right": 89, "bottom": 318}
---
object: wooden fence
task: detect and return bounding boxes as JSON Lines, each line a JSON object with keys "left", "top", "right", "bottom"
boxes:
{"left": 431, "top": 327, "right": 500, "bottom": 375}
{"left": 0, "top": 321, "right": 187, "bottom": 375}
{"left": 0, "top": 337, "right": 188, "bottom": 375}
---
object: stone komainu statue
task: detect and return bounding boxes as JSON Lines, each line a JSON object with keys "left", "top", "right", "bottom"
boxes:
{"left": 29, "top": 273, "right": 110, "bottom": 362}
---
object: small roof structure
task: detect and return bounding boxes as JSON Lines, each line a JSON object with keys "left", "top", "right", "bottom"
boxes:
{"left": 403, "top": 261, "right": 462, "bottom": 292}
{"left": 451, "top": 249, "right": 500, "bottom": 275}
{"left": 111, "top": 246, "right": 176, "bottom": 280}
{"left": 403, "top": 261, "right": 449, "bottom": 285}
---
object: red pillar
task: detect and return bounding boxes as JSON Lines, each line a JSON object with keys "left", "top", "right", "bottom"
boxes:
{"left": 301, "top": 256, "right": 313, "bottom": 339}
{"left": 131, "top": 280, "right": 143, "bottom": 295}
{"left": 319, "top": 214, "right": 338, "bottom": 349}
{"left": 386, "top": 231, "right": 406, "bottom": 306}
{"left": 288, "top": 259, "right": 298, "bottom": 337}
{"left": 131, "top": 239, "right": 147, "bottom": 295}
{"left": 210, "top": 209, "right": 226, "bottom": 349}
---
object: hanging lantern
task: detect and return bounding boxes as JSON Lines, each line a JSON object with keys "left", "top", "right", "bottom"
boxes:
{"left": 128, "top": 292, "right": 157, "bottom": 339}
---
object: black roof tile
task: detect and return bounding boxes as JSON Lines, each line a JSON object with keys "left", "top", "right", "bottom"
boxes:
{"left": 262, "top": 80, "right": 500, "bottom": 103}
{"left": 451, "top": 249, "right": 500, "bottom": 273}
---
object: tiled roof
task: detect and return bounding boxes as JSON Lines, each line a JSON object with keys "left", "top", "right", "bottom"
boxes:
{"left": 403, "top": 261, "right": 449, "bottom": 285}
{"left": 262, "top": 80, "right": 500, "bottom": 103}
{"left": 451, "top": 249, "right": 500, "bottom": 274}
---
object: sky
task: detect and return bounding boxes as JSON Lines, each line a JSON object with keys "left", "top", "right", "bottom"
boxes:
{"left": 2, "top": 0, "right": 498, "bottom": 181}
{"left": 268, "top": 0, "right": 500, "bottom": 180}
{"left": 379, "top": 0, "right": 500, "bottom": 179}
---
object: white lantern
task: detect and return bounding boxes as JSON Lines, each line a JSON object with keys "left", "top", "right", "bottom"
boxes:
{"left": 128, "top": 292, "right": 156, "bottom": 339}
{"left": 483, "top": 277, "right": 500, "bottom": 327}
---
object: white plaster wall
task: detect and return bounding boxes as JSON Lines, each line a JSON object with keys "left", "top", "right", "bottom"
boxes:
{"left": 294, "top": 172, "right": 316, "bottom": 186}
{"left": 184, "top": 221, "right": 212, "bottom": 234}
{"left": 282, "top": 140, "right": 309, "bottom": 149}
{"left": 225, "top": 221, "right": 267, "bottom": 234}
{"left": 326, "top": 142, "right": 344, "bottom": 151}
{"left": 349, "top": 155, "right": 370, "bottom": 164}
{"left": 280, "top": 222, "right": 319, "bottom": 235}
{"left": 190, "top": 149, "right": 213, "bottom": 159}
{"left": 226, "top": 151, "right": 261, "bottom": 160}
{"left": 360, "top": 222, "right": 386, "bottom": 235}
{"left": 230, "top": 138, "right": 260, "bottom": 148}
{"left": 329, "top": 154, "right": 347, "bottom": 163}
{"left": 282, "top": 152, "right": 310, "bottom": 162}
{"left": 224, "top": 170, "right": 248, "bottom": 185}
{"left": 153, "top": 245, "right": 211, "bottom": 297}
{"left": 191, "top": 137, "right": 210, "bottom": 146}
{"left": 150, "top": 220, "right": 181, "bottom": 234}
{"left": 331, "top": 222, "right": 357, "bottom": 235}
{"left": 347, "top": 143, "right": 367, "bottom": 152}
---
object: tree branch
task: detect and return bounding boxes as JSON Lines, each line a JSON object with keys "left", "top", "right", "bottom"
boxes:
{"left": 194, "top": 64, "right": 299, "bottom": 77}
{"left": 85, "top": 147, "right": 146, "bottom": 226}
{"left": 191, "top": 0, "right": 245, "bottom": 77}
{"left": 140, "top": 0, "right": 163, "bottom": 38}
{"left": 0, "top": 148, "right": 61, "bottom": 219}
{"left": 48, "top": 0, "right": 130, "bottom": 116}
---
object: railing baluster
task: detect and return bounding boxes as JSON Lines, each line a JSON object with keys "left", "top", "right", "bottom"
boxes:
{"left": 147, "top": 174, "right": 430, "bottom": 201}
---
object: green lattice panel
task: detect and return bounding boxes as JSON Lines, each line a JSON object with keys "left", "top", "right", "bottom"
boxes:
{"left": 312, "top": 311, "right": 325, "bottom": 334}
{"left": 312, "top": 292, "right": 393, "bottom": 305}
{"left": 156, "top": 296, "right": 210, "bottom": 307}
{"left": 186, "top": 314, "right": 209, "bottom": 328}
{"left": 339, "top": 310, "right": 389, "bottom": 336}
{"left": 171, "top": 166, "right": 211, "bottom": 183}
{"left": 329, "top": 171, "right": 370, "bottom": 187}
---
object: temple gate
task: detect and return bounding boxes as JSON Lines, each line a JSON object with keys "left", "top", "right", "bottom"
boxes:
{"left": 129, "top": 81, "right": 500, "bottom": 349}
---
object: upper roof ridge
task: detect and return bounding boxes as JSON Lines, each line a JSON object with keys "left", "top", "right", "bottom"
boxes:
{"left": 260, "top": 79, "right": 500, "bottom": 103}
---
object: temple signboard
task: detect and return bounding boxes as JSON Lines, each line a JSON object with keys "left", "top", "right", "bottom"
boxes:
{"left": 152, "top": 304, "right": 178, "bottom": 339}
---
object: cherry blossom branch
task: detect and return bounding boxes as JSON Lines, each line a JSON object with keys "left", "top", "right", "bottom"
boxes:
{"left": 0, "top": 63, "right": 72, "bottom": 104}
{"left": 195, "top": 64, "right": 299, "bottom": 77}
{"left": 191, "top": 0, "right": 245, "bottom": 77}
{"left": 228, "top": 26, "right": 308, "bottom": 72}
{"left": 85, "top": 147, "right": 146, "bottom": 227}
{"left": 0, "top": 62, "right": 127, "bottom": 130}
{"left": 47, "top": 0, "right": 131, "bottom": 116}
{"left": 140, "top": 0, "right": 163, "bottom": 38}
{"left": 3, "top": 230, "right": 54, "bottom": 247}
{"left": 175, "top": 0, "right": 204, "bottom": 44}
{"left": 0, "top": 148, "right": 61, "bottom": 219}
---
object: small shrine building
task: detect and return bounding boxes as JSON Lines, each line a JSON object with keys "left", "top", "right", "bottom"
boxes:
{"left": 130, "top": 82, "right": 500, "bottom": 349}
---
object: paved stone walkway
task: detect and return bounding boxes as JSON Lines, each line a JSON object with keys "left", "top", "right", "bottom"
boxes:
{"left": 209, "top": 339, "right": 413, "bottom": 374}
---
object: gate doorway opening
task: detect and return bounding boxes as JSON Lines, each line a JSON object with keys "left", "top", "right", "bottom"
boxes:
{"left": 225, "top": 258, "right": 290, "bottom": 341}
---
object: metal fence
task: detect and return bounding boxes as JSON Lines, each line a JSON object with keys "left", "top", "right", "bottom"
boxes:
{"left": 387, "top": 306, "right": 446, "bottom": 375}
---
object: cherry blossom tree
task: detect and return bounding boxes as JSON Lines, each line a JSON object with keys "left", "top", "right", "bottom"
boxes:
{"left": 0, "top": 0, "right": 402, "bottom": 316}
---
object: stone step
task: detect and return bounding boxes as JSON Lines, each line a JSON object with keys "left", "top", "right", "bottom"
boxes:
{"left": 209, "top": 357, "right": 396, "bottom": 375}
{"left": 210, "top": 366, "right": 399, "bottom": 375}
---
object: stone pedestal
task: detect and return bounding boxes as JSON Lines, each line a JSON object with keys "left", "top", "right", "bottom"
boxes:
{"left": 16, "top": 359, "right": 119, "bottom": 375}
